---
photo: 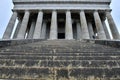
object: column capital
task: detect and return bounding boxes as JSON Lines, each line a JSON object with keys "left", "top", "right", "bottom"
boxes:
{"left": 66, "top": 10, "right": 71, "bottom": 12}
{"left": 38, "top": 10, "right": 43, "bottom": 13}
{"left": 24, "top": 10, "right": 30, "bottom": 13}
{"left": 94, "top": 10, "right": 98, "bottom": 12}
{"left": 52, "top": 10, "right": 57, "bottom": 12}
{"left": 38, "top": 9, "right": 43, "bottom": 12}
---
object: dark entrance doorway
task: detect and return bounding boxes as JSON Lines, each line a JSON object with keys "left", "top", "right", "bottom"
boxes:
{"left": 58, "top": 33, "right": 65, "bottom": 39}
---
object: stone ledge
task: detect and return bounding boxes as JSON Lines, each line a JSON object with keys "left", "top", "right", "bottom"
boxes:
{"left": 13, "top": 0, "right": 111, "bottom": 3}
{"left": 0, "top": 39, "right": 44, "bottom": 48}
{"left": 85, "top": 39, "right": 120, "bottom": 48}
{"left": 0, "top": 39, "right": 120, "bottom": 48}
{"left": 0, "top": 79, "right": 18, "bottom": 80}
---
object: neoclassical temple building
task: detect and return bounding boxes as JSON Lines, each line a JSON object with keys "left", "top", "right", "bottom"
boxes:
{"left": 2, "top": 0, "right": 120, "bottom": 40}
{"left": 1, "top": 0, "right": 120, "bottom": 79}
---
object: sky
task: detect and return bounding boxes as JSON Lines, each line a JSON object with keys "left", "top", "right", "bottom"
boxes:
{"left": 0, "top": 0, "right": 120, "bottom": 39}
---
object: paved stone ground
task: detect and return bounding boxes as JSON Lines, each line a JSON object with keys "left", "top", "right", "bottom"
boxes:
{"left": 0, "top": 39, "right": 120, "bottom": 80}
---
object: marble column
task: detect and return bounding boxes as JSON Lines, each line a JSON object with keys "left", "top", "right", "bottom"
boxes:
{"left": 50, "top": 10, "right": 58, "bottom": 39}
{"left": 17, "top": 10, "right": 30, "bottom": 39}
{"left": 93, "top": 11, "right": 106, "bottom": 39}
{"left": 65, "top": 10, "right": 73, "bottom": 39}
{"left": 41, "top": 22, "right": 47, "bottom": 39}
{"left": 27, "top": 20, "right": 36, "bottom": 39}
{"left": 33, "top": 11, "right": 43, "bottom": 39}
{"left": 3, "top": 11, "right": 17, "bottom": 39}
{"left": 80, "top": 10, "right": 90, "bottom": 39}
{"left": 102, "top": 20, "right": 111, "bottom": 39}
{"left": 87, "top": 21, "right": 94, "bottom": 39}
{"left": 13, "top": 19, "right": 22, "bottom": 39}
{"left": 76, "top": 22, "right": 82, "bottom": 40}
{"left": 106, "top": 11, "right": 120, "bottom": 39}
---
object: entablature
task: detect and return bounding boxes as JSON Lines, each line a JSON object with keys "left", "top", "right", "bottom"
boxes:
{"left": 13, "top": 0, "right": 111, "bottom": 4}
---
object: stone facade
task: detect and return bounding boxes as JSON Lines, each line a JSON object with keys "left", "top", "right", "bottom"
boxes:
{"left": 1, "top": 0, "right": 120, "bottom": 79}
{"left": 2, "top": 0, "right": 120, "bottom": 40}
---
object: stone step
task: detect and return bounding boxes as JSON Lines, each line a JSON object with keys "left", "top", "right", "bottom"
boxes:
{"left": 0, "top": 67, "right": 120, "bottom": 79}
{"left": 1, "top": 52, "right": 120, "bottom": 56}
{"left": 0, "top": 60, "right": 119, "bottom": 67}
{"left": 0, "top": 40, "right": 120, "bottom": 79}
{"left": 1, "top": 48, "right": 119, "bottom": 53}
{"left": 1, "top": 48, "right": 119, "bottom": 54}
{"left": 1, "top": 41, "right": 118, "bottom": 53}
{"left": 0, "top": 55, "right": 120, "bottom": 60}
{"left": 1, "top": 44, "right": 116, "bottom": 49}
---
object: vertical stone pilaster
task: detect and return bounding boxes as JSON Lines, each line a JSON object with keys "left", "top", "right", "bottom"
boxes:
{"left": 87, "top": 21, "right": 94, "bottom": 39}
{"left": 27, "top": 20, "right": 36, "bottom": 39}
{"left": 65, "top": 10, "right": 73, "bottom": 39}
{"left": 33, "top": 11, "right": 43, "bottom": 39}
{"left": 50, "top": 10, "right": 58, "bottom": 39}
{"left": 93, "top": 11, "right": 106, "bottom": 39}
{"left": 106, "top": 11, "right": 120, "bottom": 39}
{"left": 41, "top": 21, "right": 47, "bottom": 39}
{"left": 17, "top": 10, "right": 30, "bottom": 39}
{"left": 3, "top": 11, "right": 17, "bottom": 39}
{"left": 76, "top": 22, "right": 82, "bottom": 40}
{"left": 80, "top": 10, "right": 90, "bottom": 39}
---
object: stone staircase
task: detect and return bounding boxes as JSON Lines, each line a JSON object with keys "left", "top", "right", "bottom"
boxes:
{"left": 0, "top": 39, "right": 120, "bottom": 80}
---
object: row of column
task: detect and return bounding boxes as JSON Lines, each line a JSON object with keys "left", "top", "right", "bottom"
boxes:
{"left": 3, "top": 10, "right": 120, "bottom": 40}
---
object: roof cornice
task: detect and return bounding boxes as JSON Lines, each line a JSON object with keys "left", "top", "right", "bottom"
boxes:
{"left": 13, "top": 0, "right": 111, "bottom": 4}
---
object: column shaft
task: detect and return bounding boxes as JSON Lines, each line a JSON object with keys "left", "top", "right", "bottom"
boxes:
{"left": 41, "top": 22, "right": 47, "bottom": 39}
{"left": 13, "top": 20, "right": 22, "bottom": 39}
{"left": 88, "top": 21, "right": 94, "bottom": 39}
{"left": 3, "top": 11, "right": 17, "bottom": 39}
{"left": 76, "top": 22, "right": 82, "bottom": 40}
{"left": 33, "top": 11, "right": 43, "bottom": 39}
{"left": 50, "top": 10, "right": 58, "bottom": 39}
{"left": 93, "top": 11, "right": 106, "bottom": 39}
{"left": 28, "top": 20, "right": 36, "bottom": 39}
{"left": 80, "top": 10, "right": 90, "bottom": 39}
{"left": 65, "top": 10, "right": 73, "bottom": 39}
{"left": 106, "top": 11, "right": 120, "bottom": 39}
{"left": 17, "top": 10, "right": 30, "bottom": 39}
{"left": 102, "top": 21, "right": 111, "bottom": 39}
